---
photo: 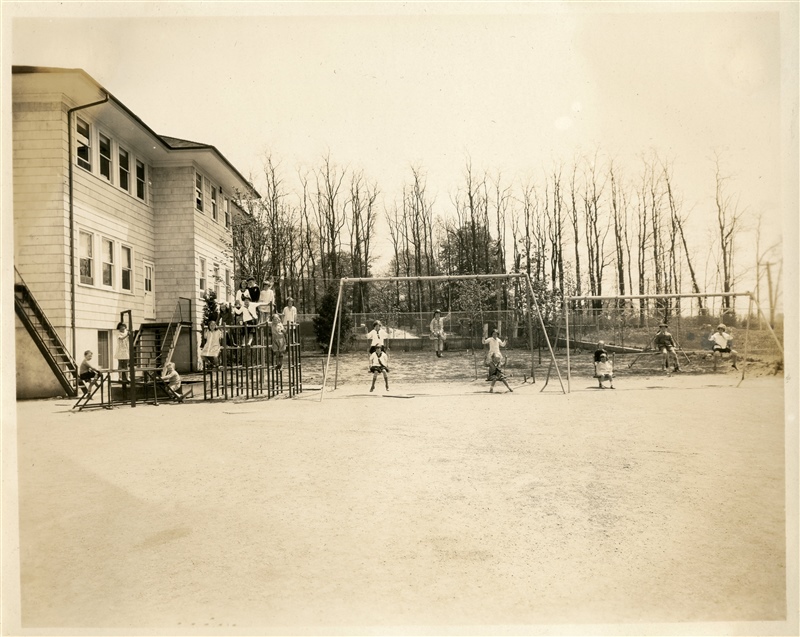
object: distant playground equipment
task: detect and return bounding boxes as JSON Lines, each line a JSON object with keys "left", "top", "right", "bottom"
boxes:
{"left": 562, "top": 291, "right": 783, "bottom": 393}
{"left": 320, "top": 273, "right": 566, "bottom": 400}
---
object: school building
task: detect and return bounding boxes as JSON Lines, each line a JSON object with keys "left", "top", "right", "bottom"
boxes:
{"left": 12, "top": 66, "right": 258, "bottom": 399}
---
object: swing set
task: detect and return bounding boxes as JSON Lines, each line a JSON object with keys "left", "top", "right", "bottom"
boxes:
{"left": 320, "top": 273, "right": 566, "bottom": 400}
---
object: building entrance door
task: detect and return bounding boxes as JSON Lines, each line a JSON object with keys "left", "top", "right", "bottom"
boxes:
{"left": 143, "top": 260, "right": 155, "bottom": 320}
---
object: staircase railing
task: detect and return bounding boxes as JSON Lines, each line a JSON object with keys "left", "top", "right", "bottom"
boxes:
{"left": 14, "top": 266, "right": 78, "bottom": 396}
{"left": 159, "top": 297, "right": 192, "bottom": 367}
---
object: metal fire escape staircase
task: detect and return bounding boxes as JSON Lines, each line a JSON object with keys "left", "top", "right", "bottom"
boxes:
{"left": 14, "top": 267, "right": 79, "bottom": 397}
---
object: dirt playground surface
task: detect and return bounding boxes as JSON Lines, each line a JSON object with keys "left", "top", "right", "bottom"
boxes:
{"left": 8, "top": 348, "right": 792, "bottom": 634}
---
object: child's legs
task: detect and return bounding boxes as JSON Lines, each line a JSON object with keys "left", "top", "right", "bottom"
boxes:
{"left": 118, "top": 360, "right": 129, "bottom": 382}
{"left": 382, "top": 370, "right": 389, "bottom": 387}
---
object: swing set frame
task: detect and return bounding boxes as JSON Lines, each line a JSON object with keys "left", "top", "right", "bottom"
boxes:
{"left": 563, "top": 291, "right": 784, "bottom": 393}
{"left": 320, "top": 273, "right": 566, "bottom": 400}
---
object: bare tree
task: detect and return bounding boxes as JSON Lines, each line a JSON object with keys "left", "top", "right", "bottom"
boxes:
{"left": 661, "top": 159, "right": 704, "bottom": 311}
{"left": 608, "top": 158, "right": 628, "bottom": 299}
{"left": 347, "top": 170, "right": 379, "bottom": 312}
{"left": 712, "top": 153, "right": 746, "bottom": 317}
{"left": 567, "top": 161, "right": 583, "bottom": 298}
{"left": 312, "top": 153, "right": 348, "bottom": 281}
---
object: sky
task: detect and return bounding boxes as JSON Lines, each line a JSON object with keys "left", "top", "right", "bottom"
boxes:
{"left": 3, "top": 1, "right": 797, "bottom": 296}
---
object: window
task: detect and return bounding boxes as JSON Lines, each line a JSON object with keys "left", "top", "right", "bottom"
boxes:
{"left": 211, "top": 186, "right": 218, "bottom": 222}
{"left": 144, "top": 263, "right": 153, "bottom": 293}
{"left": 195, "top": 172, "right": 204, "bottom": 212}
{"left": 136, "top": 160, "right": 146, "bottom": 201}
{"left": 224, "top": 197, "right": 231, "bottom": 228}
{"left": 101, "top": 238, "right": 114, "bottom": 287}
{"left": 79, "top": 230, "right": 93, "bottom": 285}
{"left": 199, "top": 257, "right": 206, "bottom": 291}
{"left": 97, "top": 331, "right": 111, "bottom": 369}
{"left": 213, "top": 263, "right": 220, "bottom": 298}
{"left": 121, "top": 245, "right": 133, "bottom": 292}
{"left": 225, "top": 268, "right": 231, "bottom": 300}
{"left": 76, "top": 118, "right": 91, "bottom": 170}
{"left": 99, "top": 133, "right": 112, "bottom": 181}
{"left": 119, "top": 148, "right": 130, "bottom": 192}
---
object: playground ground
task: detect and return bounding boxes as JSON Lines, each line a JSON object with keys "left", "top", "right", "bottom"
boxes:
{"left": 5, "top": 348, "right": 796, "bottom": 635}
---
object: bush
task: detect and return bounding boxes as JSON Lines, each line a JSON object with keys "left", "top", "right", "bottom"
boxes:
{"left": 313, "top": 286, "right": 353, "bottom": 354}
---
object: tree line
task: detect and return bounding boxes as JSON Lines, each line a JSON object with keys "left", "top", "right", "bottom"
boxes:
{"left": 229, "top": 149, "right": 776, "bottom": 325}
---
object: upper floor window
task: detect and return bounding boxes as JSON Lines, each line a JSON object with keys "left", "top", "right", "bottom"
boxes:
{"left": 119, "top": 148, "right": 130, "bottom": 192}
{"left": 101, "top": 238, "right": 114, "bottom": 287}
{"left": 199, "top": 257, "right": 206, "bottom": 291}
{"left": 195, "top": 172, "right": 204, "bottom": 212}
{"left": 211, "top": 187, "right": 218, "bottom": 222}
{"left": 79, "top": 230, "right": 94, "bottom": 285}
{"left": 99, "top": 134, "right": 112, "bottom": 181}
{"left": 136, "top": 160, "right": 146, "bottom": 201}
{"left": 121, "top": 245, "right": 133, "bottom": 292}
{"left": 76, "top": 118, "right": 91, "bottom": 171}
{"left": 224, "top": 197, "right": 231, "bottom": 228}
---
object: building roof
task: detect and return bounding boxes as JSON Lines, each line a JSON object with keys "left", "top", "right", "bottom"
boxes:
{"left": 12, "top": 66, "right": 260, "bottom": 199}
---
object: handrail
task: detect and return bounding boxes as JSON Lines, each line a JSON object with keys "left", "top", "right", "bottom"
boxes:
{"left": 158, "top": 297, "right": 192, "bottom": 366}
{"left": 14, "top": 267, "right": 76, "bottom": 369}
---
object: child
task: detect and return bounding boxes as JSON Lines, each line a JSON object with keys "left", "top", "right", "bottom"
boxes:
{"left": 241, "top": 298, "right": 258, "bottom": 345}
{"left": 78, "top": 350, "right": 102, "bottom": 393}
{"left": 281, "top": 297, "right": 297, "bottom": 326}
{"left": 115, "top": 322, "right": 130, "bottom": 383}
{"left": 593, "top": 340, "right": 607, "bottom": 363}
{"left": 594, "top": 352, "right": 615, "bottom": 389}
{"left": 654, "top": 323, "right": 681, "bottom": 372}
{"left": 487, "top": 353, "right": 513, "bottom": 393}
{"left": 366, "top": 320, "right": 385, "bottom": 354}
{"left": 200, "top": 320, "right": 222, "bottom": 368}
{"left": 270, "top": 313, "right": 287, "bottom": 369}
{"left": 369, "top": 345, "right": 390, "bottom": 392}
{"left": 709, "top": 323, "right": 739, "bottom": 370}
{"left": 430, "top": 309, "right": 450, "bottom": 357}
{"left": 482, "top": 328, "right": 508, "bottom": 374}
{"left": 161, "top": 362, "right": 182, "bottom": 394}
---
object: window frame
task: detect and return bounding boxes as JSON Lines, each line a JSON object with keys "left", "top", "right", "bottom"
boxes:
{"left": 101, "top": 237, "right": 115, "bottom": 288}
{"left": 136, "top": 159, "right": 147, "bottom": 202}
{"left": 118, "top": 147, "right": 131, "bottom": 193}
{"left": 195, "top": 171, "right": 204, "bottom": 212}
{"left": 211, "top": 186, "right": 218, "bottom": 222}
{"left": 78, "top": 230, "right": 94, "bottom": 285}
{"left": 199, "top": 257, "right": 206, "bottom": 291}
{"left": 121, "top": 245, "right": 133, "bottom": 293}
{"left": 98, "top": 132, "right": 113, "bottom": 182}
{"left": 224, "top": 196, "right": 231, "bottom": 228}
{"left": 76, "top": 117, "right": 92, "bottom": 171}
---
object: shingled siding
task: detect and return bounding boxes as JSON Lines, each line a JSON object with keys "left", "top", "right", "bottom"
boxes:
{"left": 151, "top": 166, "right": 195, "bottom": 325}
{"left": 71, "top": 164, "right": 154, "bottom": 344}
{"left": 13, "top": 97, "right": 71, "bottom": 336}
